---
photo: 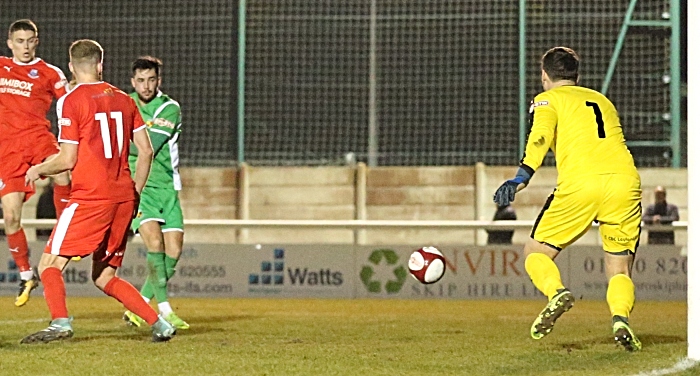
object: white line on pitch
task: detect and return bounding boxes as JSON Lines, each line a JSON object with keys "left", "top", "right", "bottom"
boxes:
{"left": 0, "top": 318, "right": 48, "bottom": 325}
{"left": 631, "top": 358, "right": 699, "bottom": 376}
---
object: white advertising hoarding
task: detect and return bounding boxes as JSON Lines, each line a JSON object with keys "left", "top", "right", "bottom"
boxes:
{"left": 0, "top": 242, "right": 684, "bottom": 300}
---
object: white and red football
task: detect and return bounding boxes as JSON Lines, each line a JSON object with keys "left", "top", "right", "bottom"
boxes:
{"left": 407, "top": 246, "right": 446, "bottom": 284}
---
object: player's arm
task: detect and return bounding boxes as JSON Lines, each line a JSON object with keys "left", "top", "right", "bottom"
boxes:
{"left": 132, "top": 105, "right": 154, "bottom": 195}
{"left": 520, "top": 98, "right": 557, "bottom": 176}
{"left": 26, "top": 93, "right": 79, "bottom": 184}
{"left": 493, "top": 97, "right": 557, "bottom": 207}
{"left": 660, "top": 205, "right": 680, "bottom": 224}
{"left": 148, "top": 103, "right": 180, "bottom": 155}
{"left": 641, "top": 205, "right": 656, "bottom": 224}
{"left": 48, "top": 65, "right": 69, "bottom": 98}
{"left": 25, "top": 143, "right": 77, "bottom": 184}
{"left": 132, "top": 128, "right": 153, "bottom": 194}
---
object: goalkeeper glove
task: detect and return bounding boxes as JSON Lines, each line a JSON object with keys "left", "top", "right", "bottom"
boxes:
{"left": 493, "top": 167, "right": 532, "bottom": 207}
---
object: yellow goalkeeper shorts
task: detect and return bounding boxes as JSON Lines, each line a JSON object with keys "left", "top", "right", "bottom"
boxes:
{"left": 531, "top": 173, "right": 641, "bottom": 254}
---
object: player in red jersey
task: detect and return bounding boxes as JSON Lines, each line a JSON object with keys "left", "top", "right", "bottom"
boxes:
{"left": 20, "top": 39, "right": 175, "bottom": 344}
{"left": 0, "top": 19, "right": 72, "bottom": 307}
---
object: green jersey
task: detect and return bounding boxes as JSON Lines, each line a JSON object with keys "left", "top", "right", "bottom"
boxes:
{"left": 128, "top": 90, "right": 182, "bottom": 190}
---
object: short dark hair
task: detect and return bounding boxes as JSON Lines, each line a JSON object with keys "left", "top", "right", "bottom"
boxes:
{"left": 8, "top": 19, "right": 38, "bottom": 39}
{"left": 132, "top": 56, "right": 163, "bottom": 77}
{"left": 541, "top": 47, "right": 580, "bottom": 82}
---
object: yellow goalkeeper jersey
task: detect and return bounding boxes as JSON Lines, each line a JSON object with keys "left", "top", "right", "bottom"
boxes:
{"left": 521, "top": 85, "right": 638, "bottom": 184}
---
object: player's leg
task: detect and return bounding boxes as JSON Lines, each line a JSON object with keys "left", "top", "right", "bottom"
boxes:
{"left": 525, "top": 239, "right": 575, "bottom": 340}
{"left": 524, "top": 239, "right": 564, "bottom": 300}
{"left": 123, "top": 203, "right": 166, "bottom": 327}
{"left": 49, "top": 170, "right": 71, "bottom": 218}
{"left": 35, "top": 133, "right": 71, "bottom": 218}
{"left": 21, "top": 201, "right": 107, "bottom": 343}
{"left": 94, "top": 260, "right": 174, "bottom": 342}
{"left": 161, "top": 229, "right": 189, "bottom": 329}
{"left": 1, "top": 191, "right": 38, "bottom": 307}
{"left": 131, "top": 189, "right": 167, "bottom": 302}
{"left": 158, "top": 191, "right": 189, "bottom": 328}
{"left": 605, "top": 253, "right": 641, "bottom": 351}
{"left": 526, "top": 182, "right": 597, "bottom": 339}
{"left": 20, "top": 253, "right": 73, "bottom": 344}
{"left": 599, "top": 174, "right": 642, "bottom": 351}
{"left": 139, "top": 221, "right": 168, "bottom": 303}
{"left": 162, "top": 191, "right": 185, "bottom": 282}
{"left": 164, "top": 231, "right": 183, "bottom": 281}
{"left": 124, "top": 221, "right": 168, "bottom": 327}
{"left": 100, "top": 200, "right": 174, "bottom": 342}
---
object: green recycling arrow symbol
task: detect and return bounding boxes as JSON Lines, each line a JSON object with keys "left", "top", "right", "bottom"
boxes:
{"left": 360, "top": 249, "right": 407, "bottom": 294}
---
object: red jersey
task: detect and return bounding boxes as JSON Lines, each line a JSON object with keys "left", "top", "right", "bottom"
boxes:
{"left": 0, "top": 57, "right": 68, "bottom": 138}
{"left": 57, "top": 82, "right": 146, "bottom": 203}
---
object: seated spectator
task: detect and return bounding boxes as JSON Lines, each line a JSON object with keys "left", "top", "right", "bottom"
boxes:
{"left": 487, "top": 204, "right": 517, "bottom": 245}
{"left": 642, "top": 186, "right": 679, "bottom": 245}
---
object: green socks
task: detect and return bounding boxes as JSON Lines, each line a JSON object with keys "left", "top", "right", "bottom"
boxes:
{"left": 140, "top": 253, "right": 180, "bottom": 302}
{"left": 165, "top": 254, "right": 178, "bottom": 280}
{"left": 144, "top": 252, "right": 167, "bottom": 303}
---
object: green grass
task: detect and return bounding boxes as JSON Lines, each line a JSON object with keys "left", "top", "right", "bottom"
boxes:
{"left": 0, "top": 297, "right": 695, "bottom": 376}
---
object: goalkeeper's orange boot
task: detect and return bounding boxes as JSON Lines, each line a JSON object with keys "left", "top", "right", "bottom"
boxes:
{"left": 530, "top": 288, "right": 574, "bottom": 339}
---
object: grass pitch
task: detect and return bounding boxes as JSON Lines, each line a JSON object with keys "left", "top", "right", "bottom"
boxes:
{"left": 0, "top": 297, "right": 694, "bottom": 376}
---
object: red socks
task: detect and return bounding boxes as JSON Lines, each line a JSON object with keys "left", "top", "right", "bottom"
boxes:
{"left": 40, "top": 267, "right": 68, "bottom": 320}
{"left": 53, "top": 184, "right": 71, "bottom": 218}
{"left": 7, "top": 228, "right": 31, "bottom": 272}
{"left": 103, "top": 277, "right": 159, "bottom": 325}
{"left": 40, "top": 270, "right": 159, "bottom": 326}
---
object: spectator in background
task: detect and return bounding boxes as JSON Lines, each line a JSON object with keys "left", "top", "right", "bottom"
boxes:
{"left": 642, "top": 186, "right": 679, "bottom": 245}
{"left": 487, "top": 204, "right": 517, "bottom": 244}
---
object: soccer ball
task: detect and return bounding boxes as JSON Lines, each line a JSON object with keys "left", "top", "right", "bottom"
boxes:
{"left": 407, "top": 246, "right": 446, "bottom": 284}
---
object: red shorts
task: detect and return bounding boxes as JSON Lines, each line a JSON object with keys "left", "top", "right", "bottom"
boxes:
{"left": 45, "top": 200, "right": 136, "bottom": 268}
{"left": 0, "top": 131, "right": 60, "bottom": 200}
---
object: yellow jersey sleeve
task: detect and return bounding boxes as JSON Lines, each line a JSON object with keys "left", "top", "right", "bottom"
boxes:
{"left": 520, "top": 94, "right": 557, "bottom": 173}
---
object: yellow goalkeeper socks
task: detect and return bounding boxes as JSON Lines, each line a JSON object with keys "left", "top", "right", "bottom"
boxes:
{"left": 524, "top": 253, "right": 565, "bottom": 300}
{"left": 607, "top": 274, "right": 635, "bottom": 318}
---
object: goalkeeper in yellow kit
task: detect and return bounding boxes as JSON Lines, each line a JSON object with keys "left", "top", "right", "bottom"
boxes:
{"left": 494, "top": 47, "right": 642, "bottom": 351}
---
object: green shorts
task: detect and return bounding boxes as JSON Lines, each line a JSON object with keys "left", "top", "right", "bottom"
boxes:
{"left": 132, "top": 186, "right": 184, "bottom": 233}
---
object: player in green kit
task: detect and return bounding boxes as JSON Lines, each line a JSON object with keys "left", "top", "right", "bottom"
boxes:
{"left": 123, "top": 56, "right": 189, "bottom": 330}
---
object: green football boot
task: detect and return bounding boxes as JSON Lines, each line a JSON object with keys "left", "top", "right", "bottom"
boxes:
{"left": 613, "top": 316, "right": 642, "bottom": 352}
{"left": 164, "top": 312, "right": 190, "bottom": 330}
{"left": 531, "top": 288, "right": 575, "bottom": 339}
{"left": 123, "top": 310, "right": 147, "bottom": 328}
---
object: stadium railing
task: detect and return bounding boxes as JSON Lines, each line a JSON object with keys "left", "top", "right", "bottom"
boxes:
{"left": 5, "top": 219, "right": 688, "bottom": 245}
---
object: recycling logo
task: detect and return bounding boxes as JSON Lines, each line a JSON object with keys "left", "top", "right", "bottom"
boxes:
{"left": 360, "top": 249, "right": 407, "bottom": 294}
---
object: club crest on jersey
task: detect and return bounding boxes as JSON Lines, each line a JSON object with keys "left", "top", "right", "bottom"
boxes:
{"left": 28, "top": 69, "right": 39, "bottom": 79}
